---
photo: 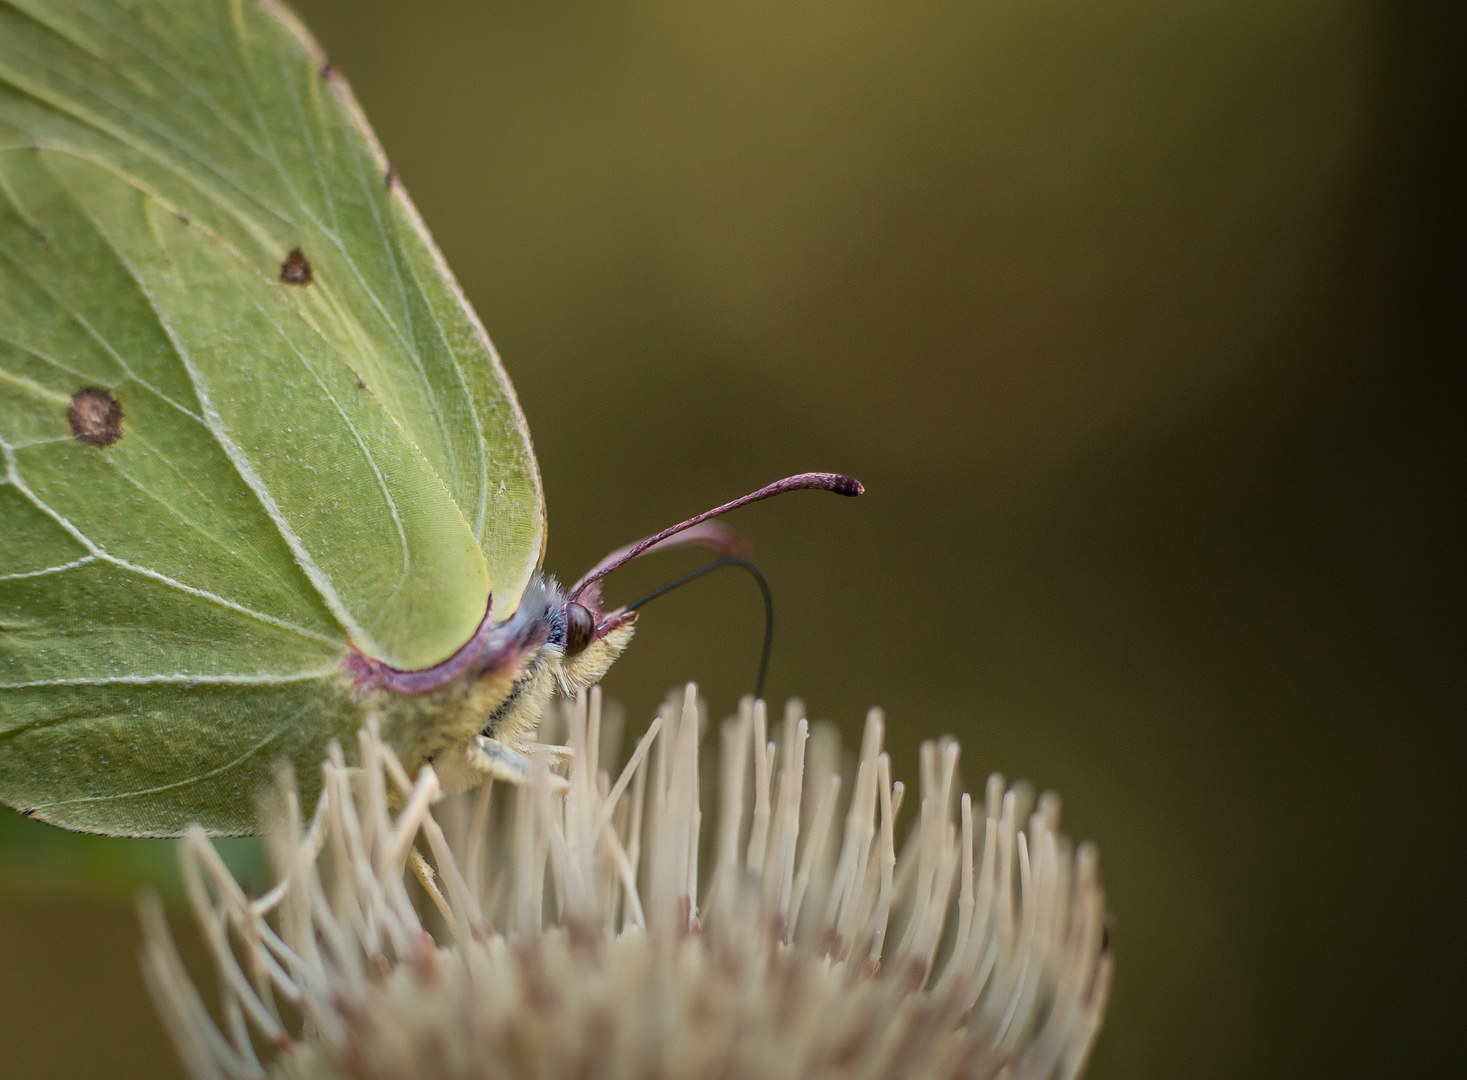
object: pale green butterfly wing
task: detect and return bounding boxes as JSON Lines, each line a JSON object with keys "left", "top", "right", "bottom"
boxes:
{"left": 0, "top": 0, "right": 545, "bottom": 835}
{"left": 0, "top": 0, "right": 545, "bottom": 602}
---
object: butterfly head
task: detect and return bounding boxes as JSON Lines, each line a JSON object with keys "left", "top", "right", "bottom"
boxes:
{"left": 355, "top": 473, "right": 861, "bottom": 790}
{"left": 488, "top": 472, "right": 864, "bottom": 737}
{"left": 544, "top": 579, "right": 638, "bottom": 696}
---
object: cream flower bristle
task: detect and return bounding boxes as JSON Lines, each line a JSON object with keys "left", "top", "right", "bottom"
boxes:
{"left": 140, "top": 684, "right": 1112, "bottom": 1080}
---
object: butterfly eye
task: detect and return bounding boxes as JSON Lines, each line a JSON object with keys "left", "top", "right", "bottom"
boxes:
{"left": 563, "top": 602, "right": 596, "bottom": 656}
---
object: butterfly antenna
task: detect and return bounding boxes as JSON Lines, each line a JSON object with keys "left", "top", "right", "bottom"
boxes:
{"left": 625, "top": 557, "right": 774, "bottom": 700}
{"left": 568, "top": 472, "right": 863, "bottom": 601}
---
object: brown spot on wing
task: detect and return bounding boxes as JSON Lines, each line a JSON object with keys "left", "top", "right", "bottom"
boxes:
{"left": 67, "top": 387, "right": 123, "bottom": 448}
{"left": 279, "top": 247, "right": 312, "bottom": 285}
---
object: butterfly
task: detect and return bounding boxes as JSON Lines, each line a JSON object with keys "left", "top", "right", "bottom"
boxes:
{"left": 0, "top": 0, "right": 859, "bottom": 836}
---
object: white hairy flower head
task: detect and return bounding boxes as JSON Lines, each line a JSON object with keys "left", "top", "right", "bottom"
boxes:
{"left": 141, "top": 685, "right": 1112, "bottom": 1080}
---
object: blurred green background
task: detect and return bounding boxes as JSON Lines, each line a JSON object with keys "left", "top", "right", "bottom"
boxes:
{"left": 2, "top": 0, "right": 1461, "bottom": 1076}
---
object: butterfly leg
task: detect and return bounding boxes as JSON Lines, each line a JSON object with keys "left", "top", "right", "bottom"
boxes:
{"left": 468, "top": 736, "right": 570, "bottom": 790}
{"left": 522, "top": 740, "right": 575, "bottom": 763}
